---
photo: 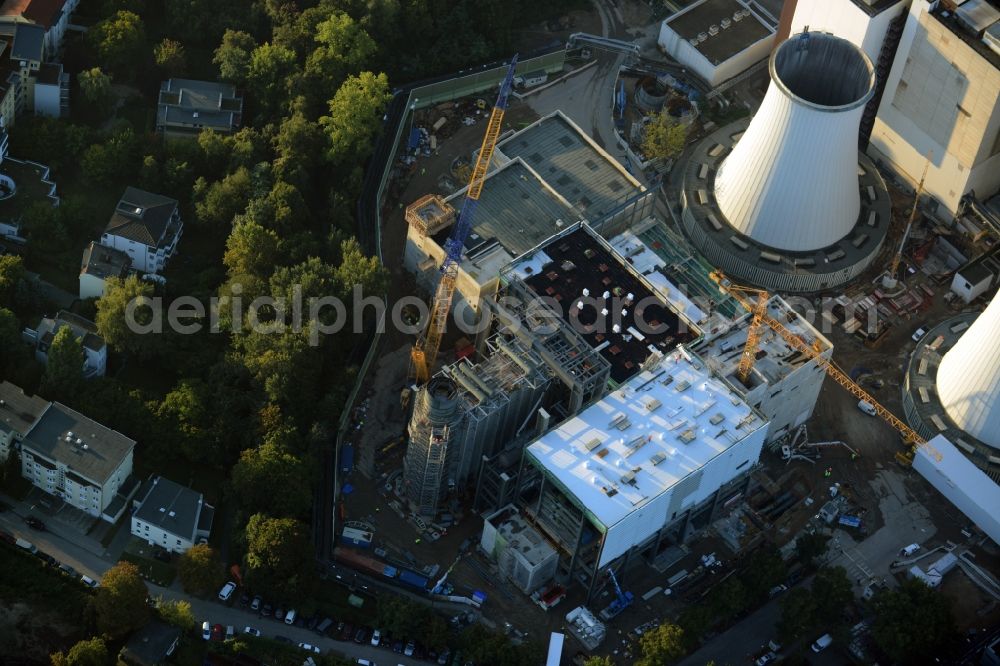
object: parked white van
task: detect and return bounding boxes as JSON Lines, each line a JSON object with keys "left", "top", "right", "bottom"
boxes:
{"left": 811, "top": 634, "right": 833, "bottom": 652}
{"left": 285, "top": 608, "right": 297, "bottom": 625}
{"left": 900, "top": 543, "right": 921, "bottom": 557}
{"left": 857, "top": 400, "right": 877, "bottom": 416}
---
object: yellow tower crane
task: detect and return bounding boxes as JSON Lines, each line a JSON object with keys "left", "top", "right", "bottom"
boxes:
{"left": 884, "top": 152, "right": 932, "bottom": 289}
{"left": 709, "top": 271, "right": 941, "bottom": 465}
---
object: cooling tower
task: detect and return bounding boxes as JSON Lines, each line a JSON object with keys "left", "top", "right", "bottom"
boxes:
{"left": 714, "top": 32, "right": 876, "bottom": 252}
{"left": 936, "top": 292, "right": 1000, "bottom": 449}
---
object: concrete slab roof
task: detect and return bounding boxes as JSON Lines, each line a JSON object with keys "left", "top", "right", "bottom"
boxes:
{"left": 665, "top": 0, "right": 774, "bottom": 65}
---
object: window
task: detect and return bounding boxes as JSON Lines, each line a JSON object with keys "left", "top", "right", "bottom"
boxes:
{"left": 176, "top": 539, "right": 181, "bottom": 545}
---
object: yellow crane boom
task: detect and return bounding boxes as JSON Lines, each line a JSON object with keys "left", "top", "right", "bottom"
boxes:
{"left": 709, "top": 271, "right": 940, "bottom": 463}
{"left": 888, "top": 153, "right": 931, "bottom": 281}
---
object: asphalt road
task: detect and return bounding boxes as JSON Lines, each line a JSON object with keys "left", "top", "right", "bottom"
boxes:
{"left": 0, "top": 508, "right": 422, "bottom": 666}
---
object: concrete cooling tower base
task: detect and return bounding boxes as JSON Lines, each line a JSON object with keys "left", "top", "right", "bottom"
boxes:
{"left": 677, "top": 118, "right": 891, "bottom": 292}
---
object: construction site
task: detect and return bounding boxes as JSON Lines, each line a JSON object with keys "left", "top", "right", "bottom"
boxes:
{"left": 334, "top": 3, "right": 1000, "bottom": 663}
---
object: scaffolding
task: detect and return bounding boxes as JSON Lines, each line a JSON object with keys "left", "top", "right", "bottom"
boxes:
{"left": 405, "top": 194, "right": 455, "bottom": 237}
{"left": 403, "top": 377, "right": 462, "bottom": 517}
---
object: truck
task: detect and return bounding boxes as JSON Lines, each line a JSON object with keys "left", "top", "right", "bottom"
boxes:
{"left": 15, "top": 537, "right": 37, "bottom": 553}
{"left": 397, "top": 569, "right": 429, "bottom": 591}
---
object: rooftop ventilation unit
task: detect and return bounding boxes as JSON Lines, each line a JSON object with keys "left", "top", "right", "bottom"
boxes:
{"left": 937, "top": 290, "right": 1000, "bottom": 448}
{"left": 733, "top": 11, "right": 744, "bottom": 21}
{"left": 713, "top": 32, "right": 875, "bottom": 251}
{"left": 708, "top": 24, "right": 720, "bottom": 35}
{"left": 721, "top": 18, "right": 731, "bottom": 29}
{"left": 697, "top": 32, "right": 708, "bottom": 43}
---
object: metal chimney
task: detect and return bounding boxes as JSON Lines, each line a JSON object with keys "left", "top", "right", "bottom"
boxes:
{"left": 714, "top": 32, "right": 875, "bottom": 251}
{"left": 937, "top": 291, "right": 1000, "bottom": 448}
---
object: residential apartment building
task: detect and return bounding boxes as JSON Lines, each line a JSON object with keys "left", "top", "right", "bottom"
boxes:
{"left": 21, "top": 401, "right": 136, "bottom": 522}
{"left": 29, "top": 310, "right": 107, "bottom": 378}
{"left": 0, "top": 380, "right": 47, "bottom": 461}
{"left": 0, "top": 22, "right": 68, "bottom": 124}
{"left": 79, "top": 241, "right": 131, "bottom": 300}
{"left": 0, "top": 0, "right": 79, "bottom": 60}
{"left": 130, "top": 475, "right": 214, "bottom": 553}
{"left": 100, "top": 187, "right": 183, "bottom": 274}
{"left": 157, "top": 78, "right": 243, "bottom": 137}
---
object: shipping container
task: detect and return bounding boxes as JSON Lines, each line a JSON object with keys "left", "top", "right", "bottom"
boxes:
{"left": 333, "top": 547, "right": 396, "bottom": 578}
{"left": 397, "top": 570, "right": 429, "bottom": 590}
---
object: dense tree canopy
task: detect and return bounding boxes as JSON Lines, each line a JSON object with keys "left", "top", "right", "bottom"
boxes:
{"left": 177, "top": 543, "right": 224, "bottom": 597}
{"left": 43, "top": 327, "right": 85, "bottom": 400}
{"left": 637, "top": 624, "right": 686, "bottom": 666}
{"left": 231, "top": 441, "right": 313, "bottom": 518}
{"left": 88, "top": 10, "right": 146, "bottom": 75}
{"left": 320, "top": 71, "right": 391, "bottom": 166}
{"left": 49, "top": 637, "right": 108, "bottom": 666}
{"left": 94, "top": 562, "right": 149, "bottom": 638}
{"left": 872, "top": 579, "right": 956, "bottom": 664}
{"left": 95, "top": 275, "right": 158, "bottom": 357}
{"left": 244, "top": 514, "right": 313, "bottom": 601}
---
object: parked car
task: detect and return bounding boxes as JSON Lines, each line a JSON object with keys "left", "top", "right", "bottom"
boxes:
{"left": 239, "top": 593, "right": 250, "bottom": 607}
{"left": 438, "top": 649, "right": 451, "bottom": 665}
{"left": 243, "top": 626, "right": 261, "bottom": 637}
{"left": 250, "top": 595, "right": 262, "bottom": 611}
{"left": 338, "top": 622, "right": 354, "bottom": 641}
{"left": 392, "top": 639, "right": 404, "bottom": 653}
{"left": 912, "top": 326, "right": 928, "bottom": 342}
{"left": 857, "top": 400, "right": 877, "bottom": 416}
{"left": 35, "top": 551, "right": 56, "bottom": 566}
{"left": 307, "top": 615, "right": 320, "bottom": 631}
{"left": 201, "top": 621, "right": 211, "bottom": 640}
{"left": 298, "top": 642, "right": 321, "bottom": 654}
{"left": 211, "top": 624, "right": 225, "bottom": 641}
{"left": 58, "top": 563, "right": 76, "bottom": 577}
{"left": 768, "top": 584, "right": 788, "bottom": 597}
{"left": 80, "top": 575, "right": 98, "bottom": 588}
{"left": 811, "top": 633, "right": 833, "bottom": 653}
{"left": 261, "top": 602, "right": 273, "bottom": 618}
{"left": 405, "top": 640, "right": 416, "bottom": 656}
{"left": 225, "top": 626, "right": 235, "bottom": 640}
{"left": 371, "top": 628, "right": 382, "bottom": 647}
{"left": 275, "top": 606, "right": 286, "bottom": 621}
{"left": 354, "top": 626, "right": 369, "bottom": 644}
{"left": 755, "top": 652, "right": 777, "bottom": 666}
{"left": 24, "top": 516, "right": 45, "bottom": 530}
{"left": 316, "top": 617, "right": 334, "bottom": 635}
{"left": 218, "top": 581, "right": 236, "bottom": 601}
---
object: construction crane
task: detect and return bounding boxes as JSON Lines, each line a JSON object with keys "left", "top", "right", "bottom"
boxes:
{"left": 598, "top": 567, "right": 634, "bottom": 621}
{"left": 409, "top": 56, "right": 519, "bottom": 384}
{"left": 708, "top": 271, "right": 941, "bottom": 465}
{"left": 883, "top": 153, "right": 931, "bottom": 289}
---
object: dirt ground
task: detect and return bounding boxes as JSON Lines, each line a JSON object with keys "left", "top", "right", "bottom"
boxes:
{"left": 0, "top": 601, "right": 79, "bottom": 661}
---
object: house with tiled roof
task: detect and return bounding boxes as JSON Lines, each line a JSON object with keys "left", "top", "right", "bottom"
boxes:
{"left": 100, "top": 187, "right": 183, "bottom": 274}
{"left": 0, "top": 0, "right": 79, "bottom": 59}
{"left": 0, "top": 380, "right": 48, "bottom": 462}
{"left": 79, "top": 241, "right": 131, "bottom": 299}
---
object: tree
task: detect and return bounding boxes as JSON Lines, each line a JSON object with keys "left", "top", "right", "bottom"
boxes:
{"left": 872, "top": 579, "right": 956, "bottom": 664}
{"left": 246, "top": 43, "right": 297, "bottom": 120}
{"left": 155, "top": 380, "right": 213, "bottom": 464}
{"left": 795, "top": 532, "right": 830, "bottom": 569}
{"left": 584, "top": 658, "right": 614, "bottom": 666}
{"left": 231, "top": 442, "right": 313, "bottom": 518}
{"left": 88, "top": 10, "right": 146, "bottom": 76}
{"left": 244, "top": 514, "right": 313, "bottom": 600}
{"left": 335, "top": 236, "right": 387, "bottom": 301}
{"left": 42, "top": 326, "right": 85, "bottom": 400}
{"left": 177, "top": 543, "right": 223, "bottom": 597}
{"left": 95, "top": 275, "right": 158, "bottom": 357}
{"left": 156, "top": 597, "right": 196, "bottom": 630}
{"left": 742, "top": 546, "right": 788, "bottom": 601}
{"left": 636, "top": 623, "right": 685, "bottom": 666}
{"left": 273, "top": 111, "right": 326, "bottom": 191}
{"left": 194, "top": 167, "right": 253, "bottom": 230}
{"left": 78, "top": 68, "right": 113, "bottom": 112}
{"left": 224, "top": 218, "right": 281, "bottom": 279}
{"left": 81, "top": 126, "right": 139, "bottom": 187}
{"left": 811, "top": 566, "right": 853, "bottom": 625}
{"left": 303, "top": 12, "right": 376, "bottom": 107}
{"left": 213, "top": 29, "right": 257, "bottom": 85}
{"left": 49, "top": 637, "right": 108, "bottom": 666}
{"left": 320, "top": 71, "right": 391, "bottom": 166}
{"left": 642, "top": 110, "right": 689, "bottom": 161}
{"left": 0, "top": 254, "right": 25, "bottom": 303}
{"left": 777, "top": 587, "right": 817, "bottom": 642}
{"left": 154, "top": 38, "right": 187, "bottom": 77}
{"left": 94, "top": 561, "right": 149, "bottom": 638}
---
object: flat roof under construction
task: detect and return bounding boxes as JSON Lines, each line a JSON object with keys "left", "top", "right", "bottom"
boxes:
{"left": 496, "top": 111, "right": 643, "bottom": 225}
{"left": 526, "top": 347, "right": 766, "bottom": 530}
{"left": 438, "top": 159, "right": 581, "bottom": 277}
{"left": 506, "top": 225, "right": 699, "bottom": 384}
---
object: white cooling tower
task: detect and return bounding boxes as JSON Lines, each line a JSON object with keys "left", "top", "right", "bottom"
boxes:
{"left": 937, "top": 291, "right": 1000, "bottom": 449}
{"left": 713, "top": 32, "right": 875, "bottom": 252}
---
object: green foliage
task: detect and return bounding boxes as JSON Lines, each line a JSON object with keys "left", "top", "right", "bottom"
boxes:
{"left": 321, "top": 71, "right": 391, "bottom": 167}
{"left": 78, "top": 68, "right": 113, "bottom": 114}
{"left": 742, "top": 546, "right": 788, "bottom": 602}
{"left": 811, "top": 566, "right": 853, "bottom": 625}
{"left": 247, "top": 43, "right": 298, "bottom": 120}
{"left": 795, "top": 532, "right": 830, "bottom": 569}
{"left": 224, "top": 218, "right": 281, "bottom": 279}
{"left": 8, "top": 117, "right": 93, "bottom": 174}
{"left": 0, "top": 254, "right": 25, "bottom": 303}
{"left": 642, "top": 111, "right": 689, "bottom": 161}
{"left": 154, "top": 38, "right": 187, "bottom": 77}
{"left": 231, "top": 441, "right": 313, "bottom": 518}
{"left": 194, "top": 167, "right": 253, "bottom": 230}
{"left": 49, "top": 636, "right": 108, "bottom": 666}
{"left": 302, "top": 12, "right": 376, "bottom": 109}
{"left": 81, "top": 126, "right": 139, "bottom": 187}
{"left": 777, "top": 587, "right": 817, "bottom": 642}
{"left": 244, "top": 514, "right": 313, "bottom": 601}
{"left": 636, "top": 623, "right": 686, "bottom": 666}
{"left": 584, "top": 658, "right": 615, "bottom": 666}
{"left": 156, "top": 597, "right": 196, "bottom": 631}
{"left": 872, "top": 579, "right": 956, "bottom": 664}
{"left": 177, "top": 543, "right": 224, "bottom": 597}
{"left": 376, "top": 597, "right": 449, "bottom": 650}
{"left": 42, "top": 326, "right": 85, "bottom": 400}
{"left": 94, "top": 561, "right": 149, "bottom": 639}
{"left": 88, "top": 10, "right": 146, "bottom": 76}
{"left": 213, "top": 29, "right": 257, "bottom": 85}
{"left": 459, "top": 624, "right": 543, "bottom": 666}
{"left": 95, "top": 275, "right": 158, "bottom": 357}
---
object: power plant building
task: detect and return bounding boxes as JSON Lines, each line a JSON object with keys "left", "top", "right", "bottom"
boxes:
{"left": 678, "top": 32, "right": 893, "bottom": 291}
{"left": 658, "top": 0, "right": 779, "bottom": 87}
{"left": 517, "top": 346, "right": 767, "bottom": 598}
{"left": 403, "top": 111, "right": 650, "bottom": 319}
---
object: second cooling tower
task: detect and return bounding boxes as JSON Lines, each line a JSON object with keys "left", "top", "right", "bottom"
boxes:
{"left": 678, "top": 32, "right": 892, "bottom": 292}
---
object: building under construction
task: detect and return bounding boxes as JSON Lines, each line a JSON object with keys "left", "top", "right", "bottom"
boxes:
{"left": 403, "top": 334, "right": 553, "bottom": 517}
